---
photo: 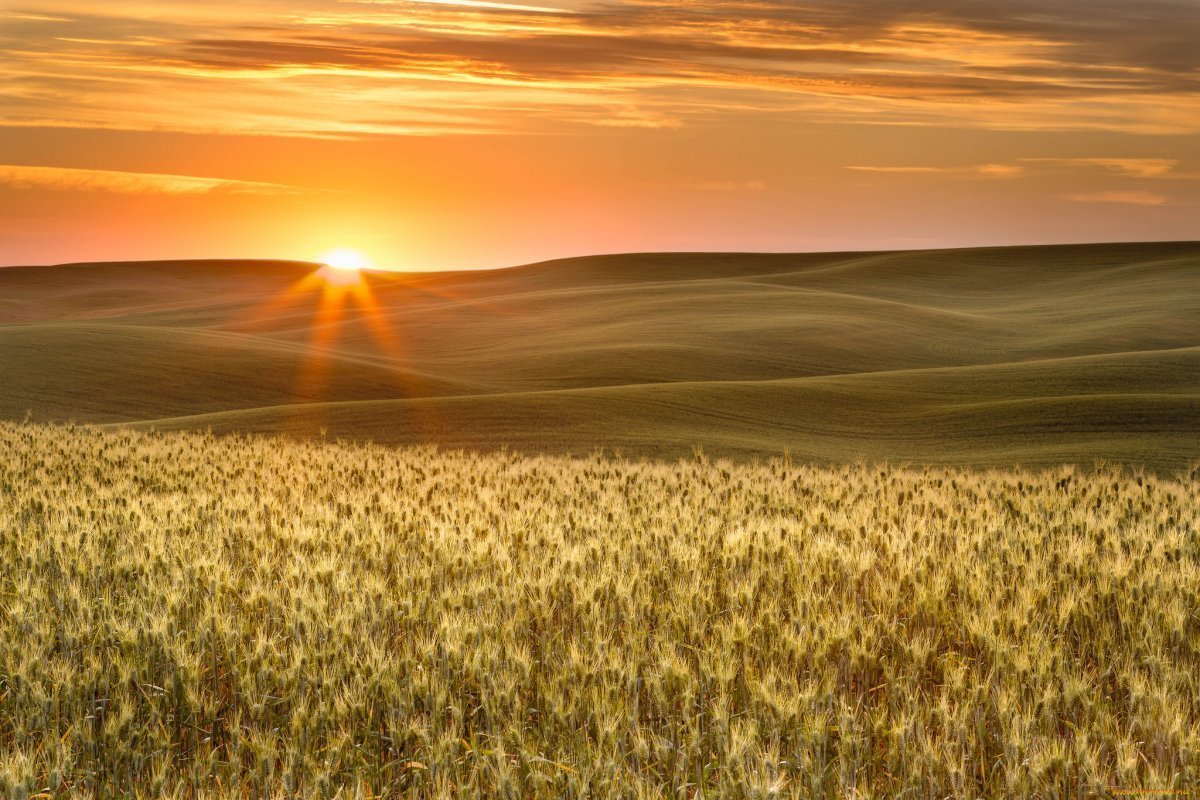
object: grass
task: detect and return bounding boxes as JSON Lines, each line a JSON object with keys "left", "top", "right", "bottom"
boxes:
{"left": 1, "top": 243, "right": 1197, "bottom": 796}
{"left": 0, "top": 242, "right": 1197, "bottom": 469}
{"left": 1, "top": 421, "right": 1197, "bottom": 797}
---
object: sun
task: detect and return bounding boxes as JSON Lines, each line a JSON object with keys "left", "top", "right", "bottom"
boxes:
{"left": 318, "top": 247, "right": 372, "bottom": 272}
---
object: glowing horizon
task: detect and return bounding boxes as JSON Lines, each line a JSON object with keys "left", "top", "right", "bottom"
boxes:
{"left": 1, "top": 0, "right": 1197, "bottom": 269}
{"left": 318, "top": 248, "right": 373, "bottom": 272}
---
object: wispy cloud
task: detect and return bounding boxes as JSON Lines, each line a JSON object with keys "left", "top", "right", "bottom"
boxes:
{"left": 1, "top": 11, "right": 73, "bottom": 22}
{"left": 845, "top": 158, "right": 1200, "bottom": 183}
{"left": 1024, "top": 158, "right": 1180, "bottom": 178}
{"left": 0, "top": 0, "right": 1196, "bottom": 138}
{"left": 367, "top": 0, "right": 568, "bottom": 12}
{"left": 847, "top": 166, "right": 946, "bottom": 174}
{"left": 593, "top": 108, "right": 682, "bottom": 129}
{"left": 1067, "top": 191, "right": 1167, "bottom": 206}
{"left": 0, "top": 164, "right": 304, "bottom": 195}
{"left": 848, "top": 164, "right": 1025, "bottom": 177}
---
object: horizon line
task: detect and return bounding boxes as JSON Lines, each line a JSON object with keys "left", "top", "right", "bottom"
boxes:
{"left": 3, "top": 238, "right": 1199, "bottom": 275}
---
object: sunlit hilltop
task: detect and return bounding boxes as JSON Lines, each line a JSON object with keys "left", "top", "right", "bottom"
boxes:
{"left": 319, "top": 248, "right": 373, "bottom": 272}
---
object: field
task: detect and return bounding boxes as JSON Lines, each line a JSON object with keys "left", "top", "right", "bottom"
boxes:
{"left": 1, "top": 421, "right": 1197, "bottom": 798}
{"left": 1, "top": 241, "right": 1198, "bottom": 469}
{"left": 2, "top": 243, "right": 1198, "bottom": 797}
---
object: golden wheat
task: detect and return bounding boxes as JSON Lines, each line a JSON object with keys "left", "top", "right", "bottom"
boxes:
{"left": 0, "top": 421, "right": 1196, "bottom": 798}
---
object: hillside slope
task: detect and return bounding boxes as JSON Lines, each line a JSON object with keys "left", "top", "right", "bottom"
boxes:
{"left": 2, "top": 242, "right": 1197, "bottom": 468}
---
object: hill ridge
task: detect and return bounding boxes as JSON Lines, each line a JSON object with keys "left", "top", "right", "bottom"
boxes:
{"left": 3, "top": 242, "right": 1197, "bottom": 468}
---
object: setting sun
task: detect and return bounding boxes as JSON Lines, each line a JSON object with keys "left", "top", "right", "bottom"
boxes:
{"left": 318, "top": 248, "right": 371, "bottom": 272}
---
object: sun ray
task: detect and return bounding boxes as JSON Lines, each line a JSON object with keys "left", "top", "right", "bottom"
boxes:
{"left": 230, "top": 255, "right": 460, "bottom": 440}
{"left": 286, "top": 263, "right": 445, "bottom": 438}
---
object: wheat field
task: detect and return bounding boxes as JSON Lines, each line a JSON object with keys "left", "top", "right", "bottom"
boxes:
{"left": 1, "top": 420, "right": 1196, "bottom": 798}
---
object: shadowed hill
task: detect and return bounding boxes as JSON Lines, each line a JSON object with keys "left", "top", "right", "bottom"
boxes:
{"left": 2, "top": 242, "right": 1197, "bottom": 468}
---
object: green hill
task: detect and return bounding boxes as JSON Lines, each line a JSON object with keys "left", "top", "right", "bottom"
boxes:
{"left": 2, "top": 242, "right": 1197, "bottom": 469}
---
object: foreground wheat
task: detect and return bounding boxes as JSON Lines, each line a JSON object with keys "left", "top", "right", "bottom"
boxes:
{"left": 0, "top": 422, "right": 1196, "bottom": 798}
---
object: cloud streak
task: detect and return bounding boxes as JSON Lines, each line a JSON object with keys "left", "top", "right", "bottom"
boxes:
{"left": 848, "top": 164, "right": 1025, "bottom": 177}
{"left": 1022, "top": 158, "right": 1181, "bottom": 179}
{"left": 1067, "top": 191, "right": 1168, "bottom": 206}
{"left": 0, "top": 164, "right": 304, "bottom": 195}
{"left": 846, "top": 158, "right": 1200, "bottom": 184}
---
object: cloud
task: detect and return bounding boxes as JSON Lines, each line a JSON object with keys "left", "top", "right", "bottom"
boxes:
{"left": 593, "top": 108, "right": 683, "bottom": 128}
{"left": 1022, "top": 158, "right": 1180, "bottom": 178}
{"left": 847, "top": 164, "right": 1025, "bottom": 177}
{"left": 0, "top": 11, "right": 74, "bottom": 22}
{"left": 975, "top": 164, "right": 1025, "bottom": 178}
{"left": 847, "top": 159, "right": 1200, "bottom": 182}
{"left": 0, "top": 0, "right": 1197, "bottom": 137}
{"left": 1067, "top": 191, "right": 1167, "bottom": 206}
{"left": 847, "top": 166, "right": 945, "bottom": 174}
{"left": 0, "top": 164, "right": 304, "bottom": 195}
{"left": 395, "top": 0, "right": 567, "bottom": 11}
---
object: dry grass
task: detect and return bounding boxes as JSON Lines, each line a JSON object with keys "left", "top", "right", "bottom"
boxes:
{"left": 1, "top": 421, "right": 1197, "bottom": 797}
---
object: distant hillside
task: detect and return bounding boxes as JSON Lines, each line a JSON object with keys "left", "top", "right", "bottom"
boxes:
{"left": 2, "top": 242, "right": 1197, "bottom": 469}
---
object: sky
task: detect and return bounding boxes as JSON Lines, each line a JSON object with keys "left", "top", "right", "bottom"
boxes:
{"left": 1, "top": 0, "right": 1198, "bottom": 270}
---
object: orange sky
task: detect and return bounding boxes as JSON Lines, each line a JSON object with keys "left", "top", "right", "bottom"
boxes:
{"left": 1, "top": 0, "right": 1197, "bottom": 269}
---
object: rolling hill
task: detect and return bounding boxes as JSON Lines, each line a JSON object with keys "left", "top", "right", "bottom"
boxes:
{"left": 1, "top": 242, "right": 1197, "bottom": 469}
